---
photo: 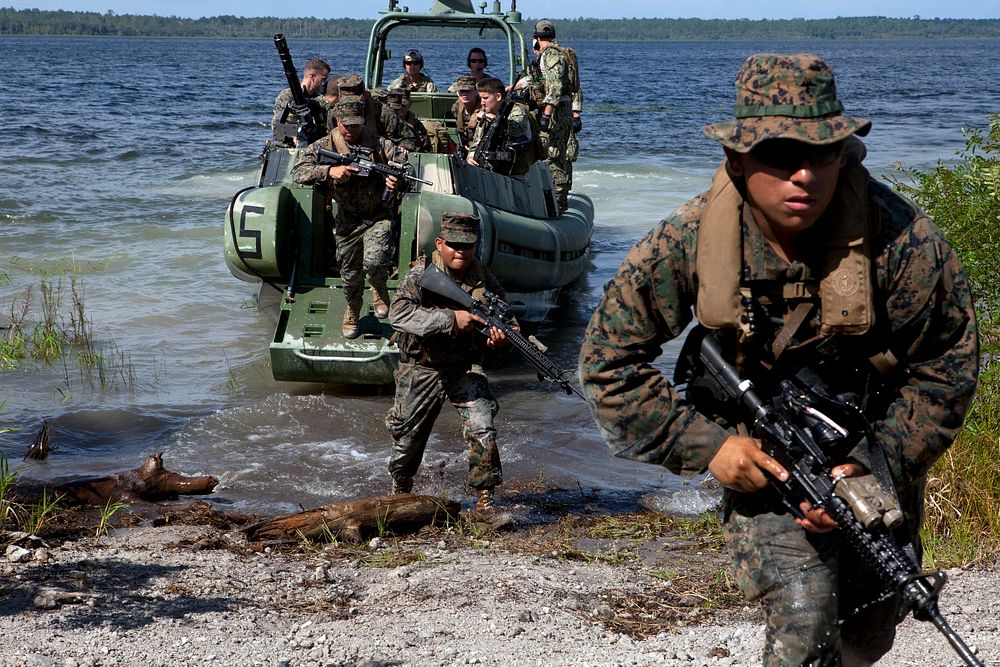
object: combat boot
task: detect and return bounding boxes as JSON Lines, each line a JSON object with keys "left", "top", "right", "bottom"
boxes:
{"left": 475, "top": 488, "right": 495, "bottom": 513}
{"left": 371, "top": 283, "right": 390, "bottom": 319}
{"left": 390, "top": 476, "right": 413, "bottom": 495}
{"left": 342, "top": 298, "right": 362, "bottom": 339}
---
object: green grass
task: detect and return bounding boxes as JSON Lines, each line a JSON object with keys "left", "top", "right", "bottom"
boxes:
{"left": 892, "top": 114, "right": 1000, "bottom": 567}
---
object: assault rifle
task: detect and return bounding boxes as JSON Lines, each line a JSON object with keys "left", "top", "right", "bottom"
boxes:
{"left": 416, "top": 265, "right": 583, "bottom": 398}
{"left": 273, "top": 34, "right": 325, "bottom": 147}
{"left": 472, "top": 88, "right": 529, "bottom": 174}
{"left": 316, "top": 146, "right": 432, "bottom": 201}
{"left": 679, "top": 327, "right": 983, "bottom": 667}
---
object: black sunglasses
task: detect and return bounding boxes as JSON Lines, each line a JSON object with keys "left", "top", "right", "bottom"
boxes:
{"left": 750, "top": 139, "right": 845, "bottom": 172}
{"left": 469, "top": 58, "right": 486, "bottom": 64}
{"left": 443, "top": 240, "right": 476, "bottom": 251}
{"left": 404, "top": 60, "right": 421, "bottom": 66}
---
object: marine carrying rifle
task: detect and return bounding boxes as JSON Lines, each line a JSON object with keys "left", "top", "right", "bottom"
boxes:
{"left": 678, "top": 327, "right": 983, "bottom": 667}
{"left": 416, "top": 265, "right": 583, "bottom": 398}
{"left": 273, "top": 33, "right": 325, "bottom": 147}
{"left": 316, "top": 147, "right": 432, "bottom": 189}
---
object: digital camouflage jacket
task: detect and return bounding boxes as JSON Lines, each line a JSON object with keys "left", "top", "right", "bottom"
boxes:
{"left": 579, "top": 166, "right": 979, "bottom": 503}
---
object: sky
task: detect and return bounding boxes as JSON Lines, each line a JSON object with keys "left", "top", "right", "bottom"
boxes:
{"left": 4, "top": 0, "right": 998, "bottom": 20}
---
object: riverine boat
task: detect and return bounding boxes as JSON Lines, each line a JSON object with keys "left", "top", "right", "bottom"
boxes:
{"left": 224, "top": 0, "right": 594, "bottom": 385}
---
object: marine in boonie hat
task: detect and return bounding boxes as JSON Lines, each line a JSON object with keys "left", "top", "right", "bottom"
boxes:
{"left": 337, "top": 73, "right": 364, "bottom": 96}
{"left": 703, "top": 53, "right": 871, "bottom": 152}
{"left": 333, "top": 99, "right": 365, "bottom": 126}
{"left": 439, "top": 212, "right": 480, "bottom": 244}
{"left": 385, "top": 87, "right": 410, "bottom": 110}
{"left": 453, "top": 75, "right": 478, "bottom": 92}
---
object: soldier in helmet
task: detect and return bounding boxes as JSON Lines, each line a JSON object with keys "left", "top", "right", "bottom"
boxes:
{"left": 389, "top": 49, "right": 437, "bottom": 93}
{"left": 579, "top": 53, "right": 979, "bottom": 665}
{"left": 290, "top": 99, "right": 412, "bottom": 339}
{"left": 385, "top": 212, "right": 516, "bottom": 515}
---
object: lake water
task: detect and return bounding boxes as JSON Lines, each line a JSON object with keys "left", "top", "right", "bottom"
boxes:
{"left": 1, "top": 34, "right": 996, "bottom": 516}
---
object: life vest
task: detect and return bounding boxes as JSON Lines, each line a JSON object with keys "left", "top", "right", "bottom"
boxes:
{"left": 694, "top": 143, "right": 876, "bottom": 354}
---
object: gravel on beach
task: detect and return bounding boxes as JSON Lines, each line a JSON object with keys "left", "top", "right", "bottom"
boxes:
{"left": 1, "top": 521, "right": 997, "bottom": 667}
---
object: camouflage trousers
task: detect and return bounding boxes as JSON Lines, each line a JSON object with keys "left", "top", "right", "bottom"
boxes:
{"left": 727, "top": 505, "right": 906, "bottom": 666}
{"left": 540, "top": 100, "right": 573, "bottom": 212}
{"left": 385, "top": 362, "right": 502, "bottom": 490}
{"left": 334, "top": 214, "right": 392, "bottom": 305}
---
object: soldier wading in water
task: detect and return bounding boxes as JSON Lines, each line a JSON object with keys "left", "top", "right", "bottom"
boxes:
{"left": 385, "top": 213, "right": 517, "bottom": 515}
{"left": 579, "top": 53, "right": 979, "bottom": 665}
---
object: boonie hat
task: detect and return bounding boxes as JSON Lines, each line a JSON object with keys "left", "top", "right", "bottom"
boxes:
{"left": 333, "top": 100, "right": 365, "bottom": 126}
{"left": 533, "top": 19, "right": 556, "bottom": 39}
{"left": 440, "top": 212, "right": 480, "bottom": 244}
{"left": 337, "top": 73, "right": 364, "bottom": 95}
{"left": 454, "top": 75, "right": 478, "bottom": 92}
{"left": 403, "top": 49, "right": 424, "bottom": 65}
{"left": 386, "top": 87, "right": 410, "bottom": 110}
{"left": 703, "top": 53, "right": 871, "bottom": 152}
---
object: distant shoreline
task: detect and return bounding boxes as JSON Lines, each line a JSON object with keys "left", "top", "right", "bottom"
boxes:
{"left": 1, "top": 8, "right": 998, "bottom": 40}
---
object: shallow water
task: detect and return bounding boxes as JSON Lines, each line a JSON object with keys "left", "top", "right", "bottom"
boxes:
{"left": 1, "top": 35, "right": 996, "bottom": 514}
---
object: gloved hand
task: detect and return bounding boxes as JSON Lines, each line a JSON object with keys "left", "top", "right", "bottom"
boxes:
{"left": 572, "top": 116, "right": 582, "bottom": 133}
{"left": 538, "top": 114, "right": 551, "bottom": 133}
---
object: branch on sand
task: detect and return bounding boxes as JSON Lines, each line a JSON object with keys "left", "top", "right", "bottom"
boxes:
{"left": 244, "top": 494, "right": 462, "bottom": 544}
{"left": 47, "top": 453, "right": 218, "bottom": 506}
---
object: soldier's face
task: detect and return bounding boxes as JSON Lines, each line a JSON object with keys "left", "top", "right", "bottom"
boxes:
{"left": 338, "top": 120, "right": 364, "bottom": 143}
{"left": 479, "top": 91, "right": 501, "bottom": 115}
{"left": 302, "top": 70, "right": 327, "bottom": 96}
{"left": 436, "top": 237, "right": 476, "bottom": 274}
{"left": 457, "top": 88, "right": 476, "bottom": 107}
{"left": 727, "top": 140, "right": 845, "bottom": 246}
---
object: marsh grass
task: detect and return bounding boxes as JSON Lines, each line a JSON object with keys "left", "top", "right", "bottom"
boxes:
{"left": 1, "top": 277, "right": 135, "bottom": 392}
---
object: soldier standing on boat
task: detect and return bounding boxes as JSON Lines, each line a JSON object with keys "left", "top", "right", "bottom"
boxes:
{"left": 450, "top": 75, "right": 481, "bottom": 146}
{"left": 466, "top": 78, "right": 537, "bottom": 179}
{"left": 290, "top": 99, "right": 411, "bottom": 339}
{"left": 532, "top": 19, "right": 574, "bottom": 212}
{"left": 335, "top": 73, "right": 384, "bottom": 137}
{"left": 385, "top": 212, "right": 515, "bottom": 515}
{"left": 271, "top": 57, "right": 330, "bottom": 131}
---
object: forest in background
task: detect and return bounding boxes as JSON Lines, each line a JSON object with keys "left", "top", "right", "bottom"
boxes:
{"left": 2, "top": 8, "right": 999, "bottom": 39}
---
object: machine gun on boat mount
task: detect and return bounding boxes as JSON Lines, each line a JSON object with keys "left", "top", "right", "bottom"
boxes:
{"left": 272, "top": 34, "right": 326, "bottom": 147}
{"left": 417, "top": 265, "right": 583, "bottom": 398}
{"left": 675, "top": 327, "right": 984, "bottom": 667}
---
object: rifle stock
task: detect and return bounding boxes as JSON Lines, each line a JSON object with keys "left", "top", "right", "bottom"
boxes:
{"left": 416, "top": 265, "right": 583, "bottom": 398}
{"left": 686, "top": 327, "right": 984, "bottom": 667}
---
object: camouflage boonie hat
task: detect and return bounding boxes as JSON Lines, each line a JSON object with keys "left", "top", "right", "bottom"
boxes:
{"left": 703, "top": 53, "right": 871, "bottom": 152}
{"left": 440, "top": 212, "right": 480, "bottom": 244}
{"left": 454, "top": 75, "right": 478, "bottom": 92}
{"left": 337, "top": 73, "right": 364, "bottom": 95}
{"left": 385, "top": 87, "right": 410, "bottom": 109}
{"left": 533, "top": 19, "right": 556, "bottom": 39}
{"left": 333, "top": 99, "right": 364, "bottom": 126}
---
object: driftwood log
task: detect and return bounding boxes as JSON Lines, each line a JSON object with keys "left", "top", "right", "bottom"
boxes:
{"left": 50, "top": 453, "right": 218, "bottom": 506}
{"left": 245, "top": 494, "right": 462, "bottom": 544}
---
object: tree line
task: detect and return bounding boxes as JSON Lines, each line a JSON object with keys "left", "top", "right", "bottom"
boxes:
{"left": 1, "top": 8, "right": 999, "bottom": 40}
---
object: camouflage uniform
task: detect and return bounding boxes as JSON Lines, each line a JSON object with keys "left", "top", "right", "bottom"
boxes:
{"left": 467, "top": 103, "right": 534, "bottom": 176}
{"left": 271, "top": 87, "right": 324, "bottom": 130}
{"left": 388, "top": 71, "right": 437, "bottom": 93}
{"left": 290, "top": 102, "right": 410, "bottom": 308}
{"left": 386, "top": 214, "right": 511, "bottom": 492}
{"left": 579, "top": 54, "right": 979, "bottom": 666}
{"left": 381, "top": 88, "right": 432, "bottom": 152}
{"left": 534, "top": 20, "right": 574, "bottom": 211}
{"left": 449, "top": 75, "right": 481, "bottom": 145}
